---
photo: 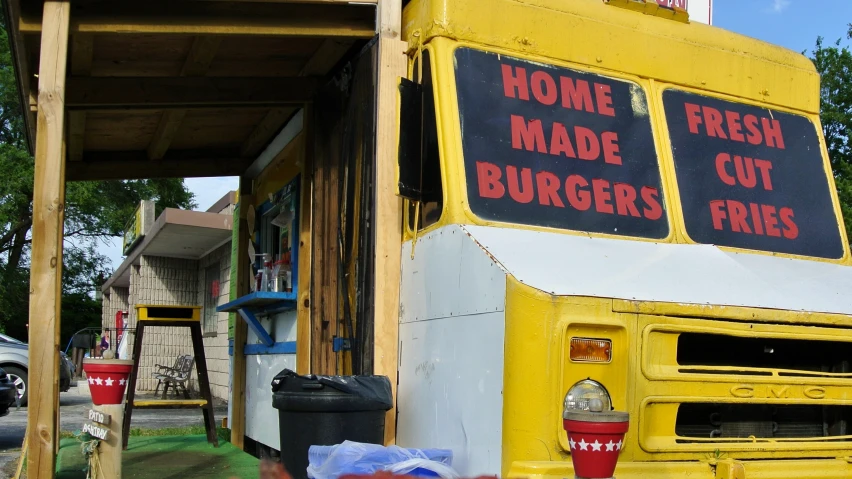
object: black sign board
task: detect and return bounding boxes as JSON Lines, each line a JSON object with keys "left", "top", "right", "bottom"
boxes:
{"left": 454, "top": 48, "right": 669, "bottom": 239}
{"left": 663, "top": 89, "right": 844, "bottom": 259}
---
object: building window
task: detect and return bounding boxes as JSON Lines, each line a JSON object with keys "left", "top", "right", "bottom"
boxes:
{"left": 203, "top": 262, "right": 220, "bottom": 335}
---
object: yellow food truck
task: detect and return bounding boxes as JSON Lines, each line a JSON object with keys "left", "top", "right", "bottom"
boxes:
{"left": 388, "top": 0, "right": 852, "bottom": 478}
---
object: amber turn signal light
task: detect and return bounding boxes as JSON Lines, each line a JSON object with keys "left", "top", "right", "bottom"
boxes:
{"left": 570, "top": 337, "right": 612, "bottom": 363}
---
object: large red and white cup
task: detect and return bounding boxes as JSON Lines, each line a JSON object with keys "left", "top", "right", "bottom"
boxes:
{"left": 563, "top": 409, "right": 629, "bottom": 479}
{"left": 82, "top": 359, "right": 134, "bottom": 405}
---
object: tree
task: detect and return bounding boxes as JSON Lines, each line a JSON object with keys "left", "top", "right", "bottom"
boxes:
{"left": 0, "top": 9, "right": 196, "bottom": 341}
{"left": 810, "top": 33, "right": 852, "bottom": 241}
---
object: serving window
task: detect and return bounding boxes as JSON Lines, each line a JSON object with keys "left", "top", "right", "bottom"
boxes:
{"left": 453, "top": 47, "right": 669, "bottom": 239}
{"left": 662, "top": 89, "right": 844, "bottom": 259}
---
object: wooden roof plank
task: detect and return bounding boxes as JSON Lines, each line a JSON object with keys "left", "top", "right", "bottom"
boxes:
{"left": 300, "top": 38, "right": 354, "bottom": 76}
{"left": 181, "top": 36, "right": 222, "bottom": 77}
{"left": 65, "top": 76, "right": 317, "bottom": 109}
{"left": 240, "top": 108, "right": 294, "bottom": 158}
{"left": 68, "top": 34, "right": 94, "bottom": 162}
{"left": 148, "top": 36, "right": 222, "bottom": 160}
{"left": 147, "top": 110, "right": 188, "bottom": 160}
{"left": 67, "top": 111, "right": 87, "bottom": 162}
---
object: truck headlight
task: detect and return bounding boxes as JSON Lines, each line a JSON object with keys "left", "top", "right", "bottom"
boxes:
{"left": 563, "top": 379, "right": 612, "bottom": 413}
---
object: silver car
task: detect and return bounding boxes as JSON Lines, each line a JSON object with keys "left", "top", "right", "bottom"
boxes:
{"left": 0, "top": 332, "right": 75, "bottom": 406}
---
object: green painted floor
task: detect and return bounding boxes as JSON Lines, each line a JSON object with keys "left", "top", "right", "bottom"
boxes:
{"left": 56, "top": 434, "right": 259, "bottom": 479}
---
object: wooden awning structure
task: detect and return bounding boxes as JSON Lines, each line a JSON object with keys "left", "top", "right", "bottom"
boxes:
{"left": 6, "top": 1, "right": 405, "bottom": 477}
{"left": 7, "top": 0, "right": 383, "bottom": 181}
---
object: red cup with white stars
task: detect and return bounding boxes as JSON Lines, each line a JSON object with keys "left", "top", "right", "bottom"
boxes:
{"left": 563, "top": 404, "right": 629, "bottom": 479}
{"left": 82, "top": 359, "right": 134, "bottom": 405}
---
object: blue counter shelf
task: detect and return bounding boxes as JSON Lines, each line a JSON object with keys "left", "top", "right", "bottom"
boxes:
{"left": 217, "top": 291, "right": 297, "bottom": 354}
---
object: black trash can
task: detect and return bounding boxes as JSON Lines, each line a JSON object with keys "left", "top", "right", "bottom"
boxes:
{"left": 271, "top": 369, "right": 393, "bottom": 479}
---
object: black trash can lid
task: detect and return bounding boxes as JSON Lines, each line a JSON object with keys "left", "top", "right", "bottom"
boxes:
{"left": 271, "top": 369, "right": 393, "bottom": 409}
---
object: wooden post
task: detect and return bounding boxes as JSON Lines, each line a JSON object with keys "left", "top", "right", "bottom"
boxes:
{"left": 296, "top": 107, "right": 313, "bottom": 375}
{"left": 373, "top": 33, "right": 407, "bottom": 446}
{"left": 229, "top": 177, "right": 252, "bottom": 449}
{"left": 28, "top": 2, "right": 70, "bottom": 477}
{"left": 96, "top": 404, "right": 124, "bottom": 479}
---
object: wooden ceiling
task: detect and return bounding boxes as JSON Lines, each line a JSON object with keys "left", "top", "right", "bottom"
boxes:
{"left": 6, "top": 0, "right": 378, "bottom": 181}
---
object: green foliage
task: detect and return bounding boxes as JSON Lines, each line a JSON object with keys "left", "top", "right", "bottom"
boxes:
{"left": 0, "top": 10, "right": 196, "bottom": 338}
{"left": 809, "top": 33, "right": 852, "bottom": 241}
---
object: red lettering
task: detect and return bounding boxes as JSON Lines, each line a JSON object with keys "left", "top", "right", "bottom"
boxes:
{"left": 530, "top": 71, "right": 557, "bottom": 105}
{"left": 566, "top": 175, "right": 592, "bottom": 211}
{"left": 780, "top": 207, "right": 798, "bottom": 239}
{"left": 710, "top": 200, "right": 727, "bottom": 230}
{"left": 761, "top": 204, "right": 781, "bottom": 237}
{"left": 601, "top": 132, "right": 622, "bottom": 165}
{"left": 715, "top": 153, "right": 736, "bottom": 186}
{"left": 476, "top": 161, "right": 505, "bottom": 199}
{"left": 613, "top": 183, "right": 641, "bottom": 217}
{"left": 749, "top": 203, "right": 764, "bottom": 235}
{"left": 536, "top": 171, "right": 565, "bottom": 207}
{"left": 549, "top": 122, "right": 577, "bottom": 158}
{"left": 641, "top": 187, "right": 663, "bottom": 221}
{"left": 744, "top": 114, "right": 762, "bottom": 145}
{"left": 726, "top": 111, "right": 745, "bottom": 142}
{"left": 762, "top": 117, "right": 785, "bottom": 149}
{"left": 727, "top": 200, "right": 752, "bottom": 233}
{"left": 511, "top": 115, "right": 547, "bottom": 153}
{"left": 595, "top": 83, "right": 615, "bottom": 117}
{"left": 754, "top": 159, "right": 774, "bottom": 190}
{"left": 592, "top": 179, "right": 614, "bottom": 214}
{"left": 576, "top": 127, "right": 601, "bottom": 161}
{"left": 501, "top": 64, "right": 529, "bottom": 100}
{"left": 703, "top": 106, "right": 728, "bottom": 139}
{"left": 733, "top": 156, "right": 757, "bottom": 188}
{"left": 506, "top": 166, "right": 534, "bottom": 203}
{"left": 561, "top": 77, "right": 594, "bottom": 113}
{"left": 685, "top": 103, "right": 703, "bottom": 134}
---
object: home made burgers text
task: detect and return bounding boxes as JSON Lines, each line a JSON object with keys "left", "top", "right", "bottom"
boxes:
{"left": 474, "top": 64, "right": 663, "bottom": 222}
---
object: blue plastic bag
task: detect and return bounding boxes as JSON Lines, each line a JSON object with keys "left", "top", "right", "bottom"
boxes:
{"left": 307, "top": 441, "right": 457, "bottom": 479}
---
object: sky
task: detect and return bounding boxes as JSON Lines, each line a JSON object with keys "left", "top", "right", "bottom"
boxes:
{"left": 94, "top": 0, "right": 852, "bottom": 274}
{"left": 713, "top": 0, "right": 852, "bottom": 53}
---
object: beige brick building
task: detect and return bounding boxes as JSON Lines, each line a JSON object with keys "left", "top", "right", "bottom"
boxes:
{"left": 101, "top": 192, "right": 235, "bottom": 400}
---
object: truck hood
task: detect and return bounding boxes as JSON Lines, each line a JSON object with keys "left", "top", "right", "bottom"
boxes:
{"left": 461, "top": 224, "right": 852, "bottom": 317}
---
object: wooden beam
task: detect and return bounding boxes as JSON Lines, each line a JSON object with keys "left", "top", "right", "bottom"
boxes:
{"left": 28, "top": 2, "right": 70, "bottom": 478}
{"left": 64, "top": 77, "right": 317, "bottom": 109}
{"left": 300, "top": 38, "right": 355, "bottom": 76}
{"left": 147, "top": 110, "right": 188, "bottom": 160}
{"left": 239, "top": 108, "right": 293, "bottom": 158}
{"left": 373, "top": 36, "right": 406, "bottom": 446}
{"left": 68, "top": 34, "right": 93, "bottom": 162}
{"left": 378, "top": 0, "right": 401, "bottom": 39}
{"left": 3, "top": 0, "right": 36, "bottom": 152}
{"left": 19, "top": 2, "right": 376, "bottom": 38}
{"left": 230, "top": 177, "right": 253, "bottom": 449}
{"left": 66, "top": 153, "right": 251, "bottom": 181}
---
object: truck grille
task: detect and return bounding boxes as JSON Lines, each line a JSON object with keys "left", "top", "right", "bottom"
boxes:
{"left": 677, "top": 333, "right": 852, "bottom": 377}
{"left": 638, "top": 316, "right": 852, "bottom": 457}
{"left": 676, "top": 403, "right": 852, "bottom": 440}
